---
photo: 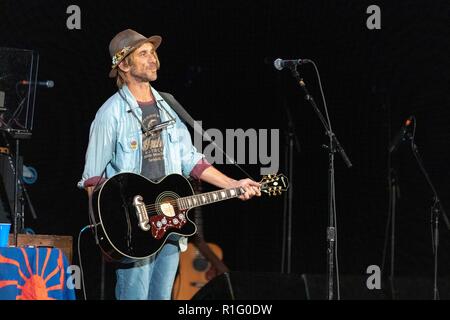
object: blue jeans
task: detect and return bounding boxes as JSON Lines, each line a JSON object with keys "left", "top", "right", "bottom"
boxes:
{"left": 115, "top": 243, "right": 180, "bottom": 300}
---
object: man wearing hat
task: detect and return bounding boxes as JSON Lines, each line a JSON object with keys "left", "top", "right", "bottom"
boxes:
{"left": 78, "top": 29, "right": 261, "bottom": 300}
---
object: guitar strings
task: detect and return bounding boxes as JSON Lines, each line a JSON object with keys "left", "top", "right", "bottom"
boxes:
{"left": 143, "top": 188, "right": 244, "bottom": 209}
{"left": 141, "top": 183, "right": 272, "bottom": 211}
{"left": 143, "top": 191, "right": 243, "bottom": 211}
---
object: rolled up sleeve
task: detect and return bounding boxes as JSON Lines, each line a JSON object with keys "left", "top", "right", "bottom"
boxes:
{"left": 177, "top": 120, "right": 205, "bottom": 177}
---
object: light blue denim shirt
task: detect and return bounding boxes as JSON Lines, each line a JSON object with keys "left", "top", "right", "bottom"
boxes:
{"left": 78, "top": 85, "right": 204, "bottom": 188}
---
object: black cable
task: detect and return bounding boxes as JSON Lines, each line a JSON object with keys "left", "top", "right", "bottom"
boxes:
{"left": 78, "top": 224, "right": 94, "bottom": 300}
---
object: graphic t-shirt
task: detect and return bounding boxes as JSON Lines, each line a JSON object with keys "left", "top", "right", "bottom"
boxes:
{"left": 139, "top": 101, "right": 165, "bottom": 181}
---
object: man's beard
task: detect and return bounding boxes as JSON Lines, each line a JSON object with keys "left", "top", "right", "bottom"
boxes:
{"left": 130, "top": 66, "right": 157, "bottom": 82}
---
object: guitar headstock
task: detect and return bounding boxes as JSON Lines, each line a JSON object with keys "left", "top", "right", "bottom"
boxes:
{"left": 260, "top": 173, "right": 289, "bottom": 196}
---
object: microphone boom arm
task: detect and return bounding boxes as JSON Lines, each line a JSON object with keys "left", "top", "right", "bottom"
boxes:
{"left": 293, "top": 68, "right": 352, "bottom": 168}
{"left": 282, "top": 62, "right": 352, "bottom": 300}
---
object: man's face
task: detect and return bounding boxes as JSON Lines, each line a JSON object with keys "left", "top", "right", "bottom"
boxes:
{"left": 127, "top": 42, "right": 159, "bottom": 82}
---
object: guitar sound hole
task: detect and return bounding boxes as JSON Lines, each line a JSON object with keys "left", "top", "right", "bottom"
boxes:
{"left": 193, "top": 257, "right": 209, "bottom": 272}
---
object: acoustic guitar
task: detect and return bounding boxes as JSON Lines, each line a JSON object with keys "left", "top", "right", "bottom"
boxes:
{"left": 91, "top": 172, "right": 288, "bottom": 263}
{"left": 172, "top": 181, "right": 229, "bottom": 300}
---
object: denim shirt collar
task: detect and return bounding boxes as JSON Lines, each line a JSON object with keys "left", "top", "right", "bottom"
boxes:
{"left": 118, "top": 84, "right": 174, "bottom": 124}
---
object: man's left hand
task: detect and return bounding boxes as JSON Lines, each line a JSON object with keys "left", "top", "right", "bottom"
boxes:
{"left": 229, "top": 179, "right": 261, "bottom": 201}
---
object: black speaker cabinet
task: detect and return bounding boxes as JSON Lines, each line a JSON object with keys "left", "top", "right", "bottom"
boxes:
{"left": 192, "top": 272, "right": 450, "bottom": 300}
{"left": 300, "top": 274, "right": 450, "bottom": 300}
{"left": 302, "top": 274, "right": 387, "bottom": 300}
{"left": 192, "top": 272, "right": 307, "bottom": 300}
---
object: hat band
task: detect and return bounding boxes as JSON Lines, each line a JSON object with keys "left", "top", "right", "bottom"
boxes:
{"left": 111, "top": 46, "right": 134, "bottom": 69}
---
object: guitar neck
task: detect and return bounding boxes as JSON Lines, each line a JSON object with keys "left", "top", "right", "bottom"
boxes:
{"left": 177, "top": 187, "right": 245, "bottom": 211}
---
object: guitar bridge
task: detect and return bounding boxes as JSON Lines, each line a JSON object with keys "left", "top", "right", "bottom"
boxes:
{"left": 133, "top": 195, "right": 150, "bottom": 231}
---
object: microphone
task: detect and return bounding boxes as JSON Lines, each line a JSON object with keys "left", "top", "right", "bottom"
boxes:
{"left": 389, "top": 116, "right": 414, "bottom": 153}
{"left": 19, "top": 80, "right": 54, "bottom": 88}
{"left": 273, "top": 58, "right": 309, "bottom": 70}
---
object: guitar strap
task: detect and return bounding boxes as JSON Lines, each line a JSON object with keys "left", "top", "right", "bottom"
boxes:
{"left": 158, "top": 92, "right": 254, "bottom": 180}
{"left": 158, "top": 92, "right": 194, "bottom": 128}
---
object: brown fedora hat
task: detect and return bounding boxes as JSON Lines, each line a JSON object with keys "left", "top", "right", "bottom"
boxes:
{"left": 108, "top": 29, "right": 162, "bottom": 78}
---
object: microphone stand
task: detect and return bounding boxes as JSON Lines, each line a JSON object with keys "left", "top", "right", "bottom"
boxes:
{"left": 408, "top": 132, "right": 450, "bottom": 300}
{"left": 381, "top": 95, "right": 399, "bottom": 300}
{"left": 383, "top": 167, "right": 400, "bottom": 299}
{"left": 19, "top": 177, "right": 37, "bottom": 221}
{"left": 287, "top": 65, "right": 352, "bottom": 300}
{"left": 386, "top": 167, "right": 400, "bottom": 299}
{"left": 281, "top": 102, "right": 301, "bottom": 274}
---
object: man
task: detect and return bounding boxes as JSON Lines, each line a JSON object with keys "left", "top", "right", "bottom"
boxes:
{"left": 78, "top": 29, "right": 261, "bottom": 300}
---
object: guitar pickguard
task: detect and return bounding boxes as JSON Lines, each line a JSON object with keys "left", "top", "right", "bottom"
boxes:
{"left": 160, "top": 203, "right": 176, "bottom": 217}
{"left": 133, "top": 192, "right": 188, "bottom": 239}
{"left": 150, "top": 210, "right": 187, "bottom": 239}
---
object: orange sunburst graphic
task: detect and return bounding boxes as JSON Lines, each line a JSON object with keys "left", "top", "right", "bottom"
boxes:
{"left": 0, "top": 247, "right": 67, "bottom": 300}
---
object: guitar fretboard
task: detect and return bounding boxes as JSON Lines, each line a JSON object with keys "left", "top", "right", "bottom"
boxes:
{"left": 177, "top": 187, "right": 245, "bottom": 210}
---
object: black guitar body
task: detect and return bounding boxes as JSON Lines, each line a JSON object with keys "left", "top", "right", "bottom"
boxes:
{"left": 91, "top": 173, "right": 196, "bottom": 263}
{"left": 89, "top": 172, "right": 288, "bottom": 264}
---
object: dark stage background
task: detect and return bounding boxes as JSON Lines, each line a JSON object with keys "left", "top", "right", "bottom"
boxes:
{"left": 0, "top": 0, "right": 449, "bottom": 299}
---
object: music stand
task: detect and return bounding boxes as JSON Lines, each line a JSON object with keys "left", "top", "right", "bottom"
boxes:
{"left": 0, "top": 47, "right": 39, "bottom": 245}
